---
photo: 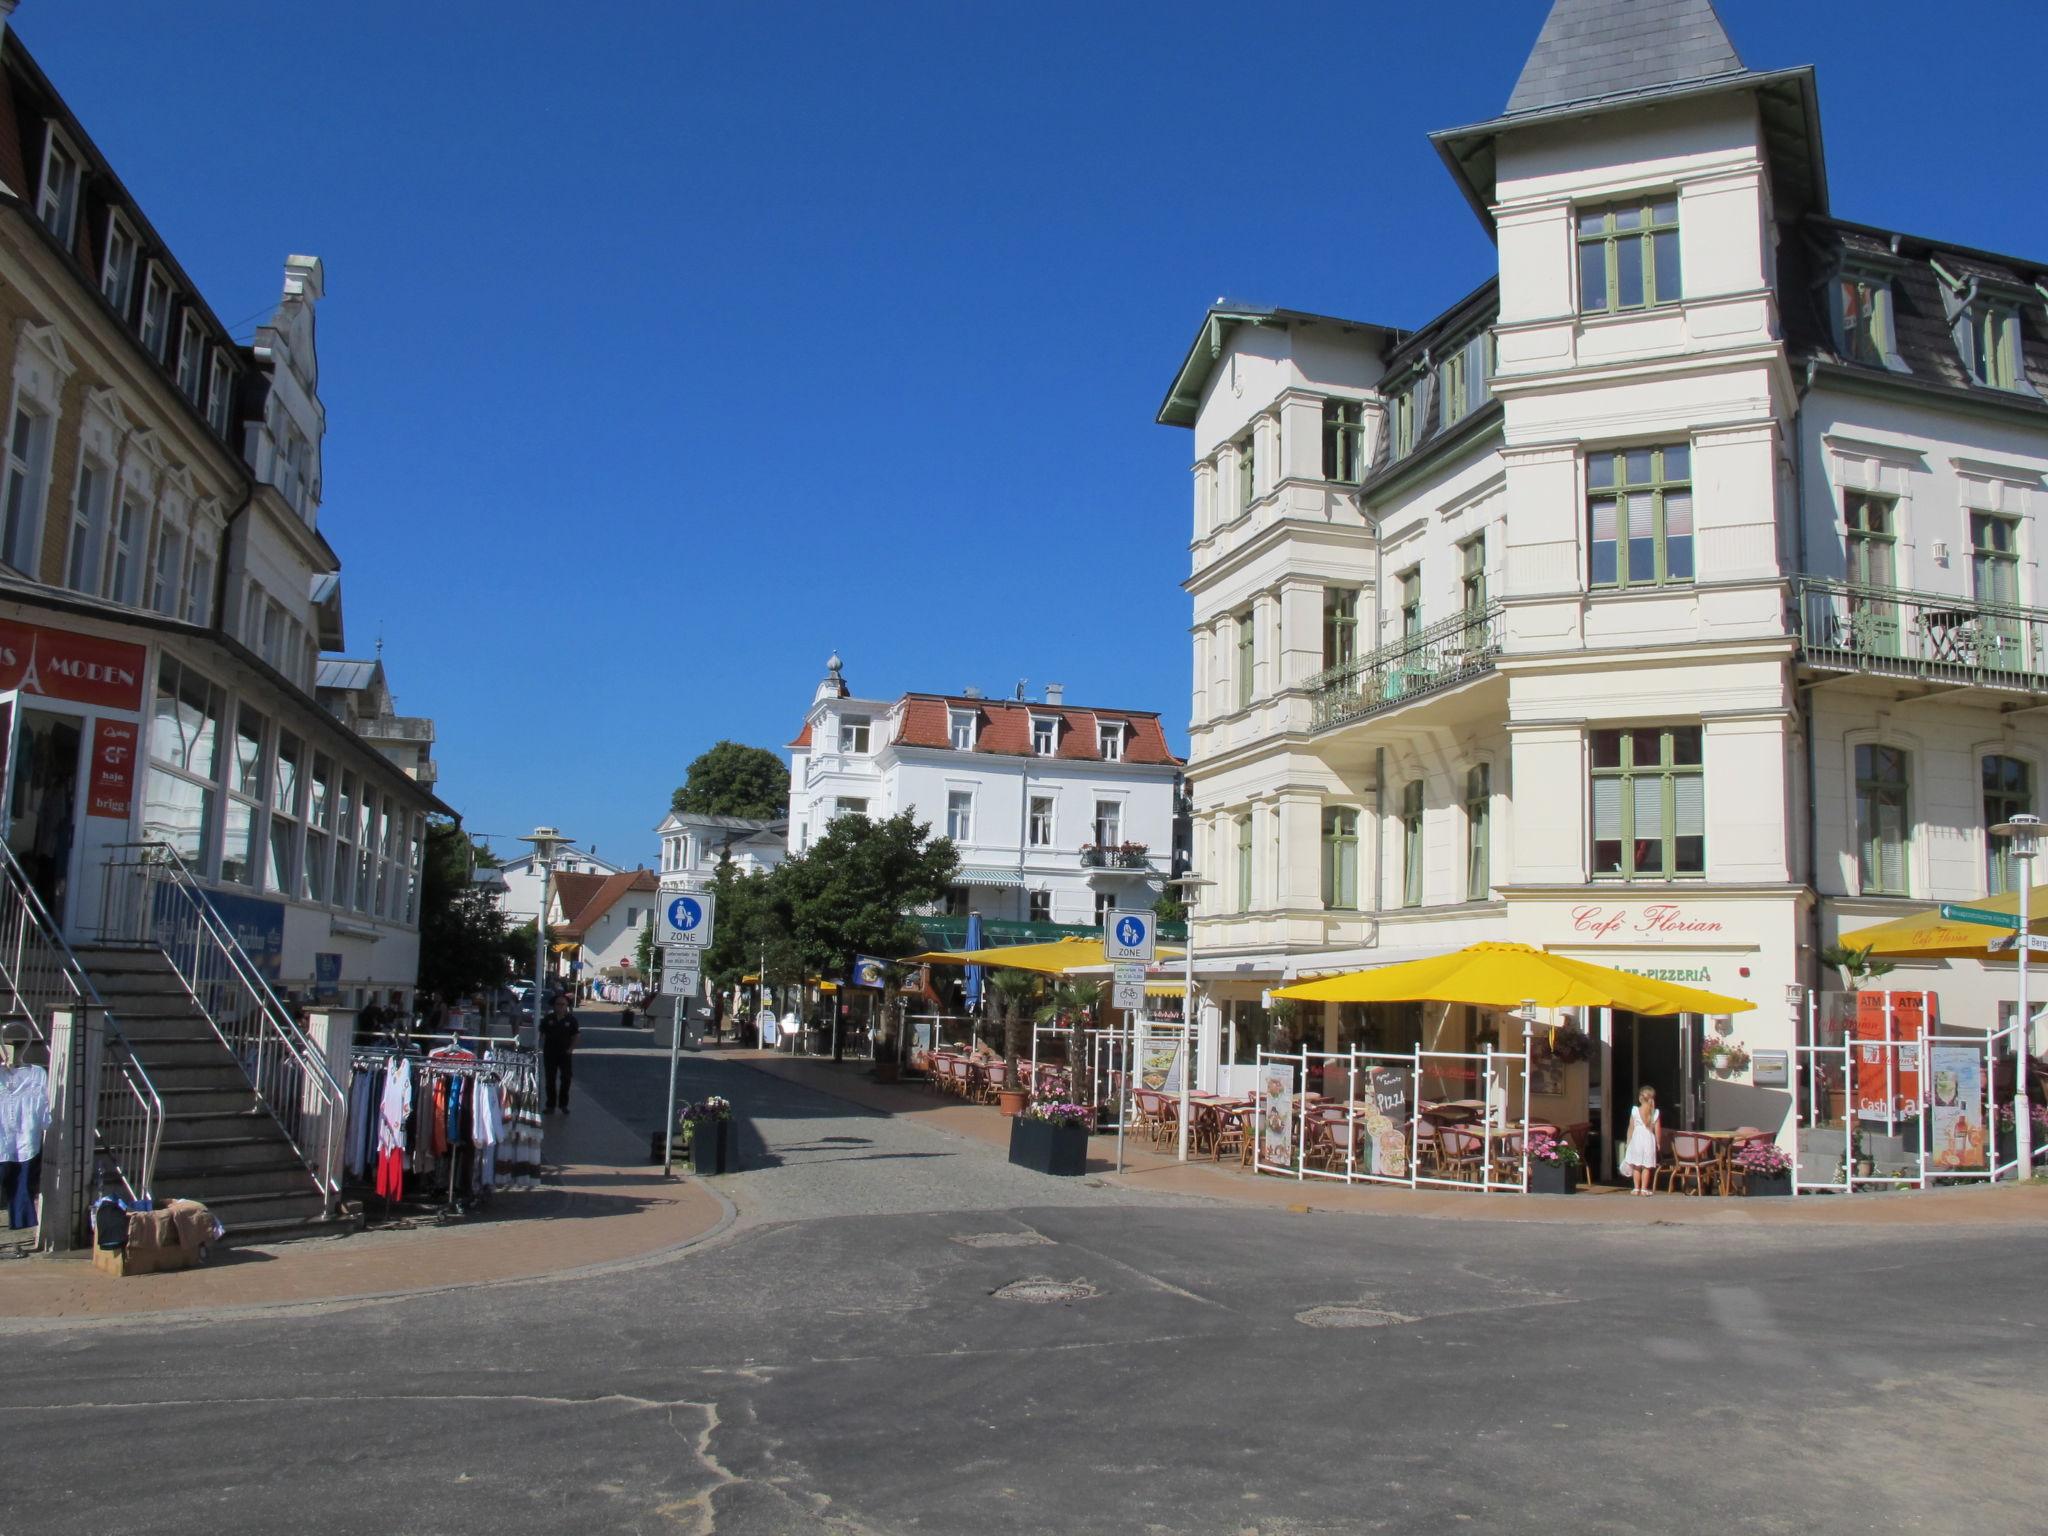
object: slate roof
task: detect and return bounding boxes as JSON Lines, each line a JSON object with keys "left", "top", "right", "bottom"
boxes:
{"left": 315, "top": 658, "right": 380, "bottom": 692}
{"left": 1364, "top": 280, "right": 1503, "bottom": 488}
{"left": 556, "top": 869, "right": 658, "bottom": 941}
{"left": 894, "top": 695, "right": 1180, "bottom": 766}
{"left": 1506, "top": 0, "right": 1745, "bottom": 117}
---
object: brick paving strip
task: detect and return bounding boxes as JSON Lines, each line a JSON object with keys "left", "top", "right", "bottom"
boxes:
{"left": 0, "top": 1080, "right": 728, "bottom": 1325}
{"left": 734, "top": 1049, "right": 2048, "bottom": 1228}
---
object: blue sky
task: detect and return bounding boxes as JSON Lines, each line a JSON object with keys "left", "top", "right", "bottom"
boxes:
{"left": 24, "top": 1, "right": 2045, "bottom": 866}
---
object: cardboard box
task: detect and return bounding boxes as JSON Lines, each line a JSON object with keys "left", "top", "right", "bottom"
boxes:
{"left": 91, "top": 1201, "right": 218, "bottom": 1277}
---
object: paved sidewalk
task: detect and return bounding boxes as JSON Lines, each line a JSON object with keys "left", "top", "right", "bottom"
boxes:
{"left": 0, "top": 1059, "right": 726, "bottom": 1325}
{"left": 738, "top": 1050, "right": 2048, "bottom": 1227}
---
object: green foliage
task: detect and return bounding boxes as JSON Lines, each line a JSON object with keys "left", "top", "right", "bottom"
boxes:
{"left": 1819, "top": 943, "right": 1896, "bottom": 988}
{"left": 769, "top": 812, "right": 959, "bottom": 981}
{"left": 672, "top": 740, "right": 789, "bottom": 819}
{"left": 1153, "top": 889, "right": 1188, "bottom": 926}
{"left": 636, "top": 920, "right": 655, "bottom": 979}
{"left": 417, "top": 821, "right": 514, "bottom": 1003}
{"left": 989, "top": 969, "right": 1042, "bottom": 1084}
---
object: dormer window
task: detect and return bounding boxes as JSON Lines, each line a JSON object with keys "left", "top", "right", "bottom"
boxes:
{"left": 36, "top": 131, "right": 81, "bottom": 247}
{"left": 176, "top": 314, "right": 205, "bottom": 401}
{"left": 1437, "top": 333, "right": 1493, "bottom": 431}
{"left": 206, "top": 354, "right": 235, "bottom": 438}
{"left": 839, "top": 716, "right": 870, "bottom": 754}
{"left": 1097, "top": 721, "right": 1126, "bottom": 761}
{"left": 1322, "top": 400, "right": 1365, "bottom": 484}
{"left": 948, "top": 709, "right": 977, "bottom": 750}
{"left": 1030, "top": 715, "right": 1058, "bottom": 755}
{"left": 101, "top": 215, "right": 138, "bottom": 316}
{"left": 139, "top": 266, "right": 172, "bottom": 361}
{"left": 1388, "top": 384, "right": 1418, "bottom": 462}
{"left": 1967, "top": 303, "right": 2023, "bottom": 392}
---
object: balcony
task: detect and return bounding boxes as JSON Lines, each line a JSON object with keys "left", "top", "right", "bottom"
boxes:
{"left": 360, "top": 715, "right": 436, "bottom": 743}
{"left": 1080, "top": 844, "right": 1152, "bottom": 870}
{"left": 1793, "top": 578, "right": 2048, "bottom": 693}
{"left": 1309, "top": 603, "right": 1504, "bottom": 731}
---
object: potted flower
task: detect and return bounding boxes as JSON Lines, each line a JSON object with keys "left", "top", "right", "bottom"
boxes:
{"left": 1702, "top": 1035, "right": 1751, "bottom": 1076}
{"left": 1732, "top": 1138, "right": 1793, "bottom": 1196}
{"left": 682, "top": 1095, "right": 736, "bottom": 1175}
{"left": 1525, "top": 1128, "right": 1582, "bottom": 1194}
{"left": 1009, "top": 1100, "right": 1092, "bottom": 1176}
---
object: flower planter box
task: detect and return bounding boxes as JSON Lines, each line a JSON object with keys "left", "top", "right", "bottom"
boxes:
{"left": 1008, "top": 1117, "right": 1088, "bottom": 1177}
{"left": 1528, "top": 1160, "right": 1581, "bottom": 1195}
{"left": 690, "top": 1120, "right": 735, "bottom": 1176}
{"left": 1742, "top": 1171, "right": 1792, "bottom": 1197}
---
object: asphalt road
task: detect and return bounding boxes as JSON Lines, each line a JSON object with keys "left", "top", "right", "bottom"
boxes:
{"left": 1, "top": 1022, "right": 2042, "bottom": 1535}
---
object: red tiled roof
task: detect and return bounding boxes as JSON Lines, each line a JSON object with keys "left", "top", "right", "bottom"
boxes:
{"left": 557, "top": 869, "right": 659, "bottom": 940}
{"left": 892, "top": 694, "right": 1180, "bottom": 765}
{"left": 788, "top": 722, "right": 813, "bottom": 749}
{"left": 550, "top": 871, "right": 608, "bottom": 926}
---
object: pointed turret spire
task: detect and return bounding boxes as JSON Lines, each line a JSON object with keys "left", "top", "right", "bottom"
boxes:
{"left": 1506, "top": 0, "right": 1746, "bottom": 117}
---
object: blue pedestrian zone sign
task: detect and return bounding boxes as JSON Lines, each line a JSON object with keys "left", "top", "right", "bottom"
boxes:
{"left": 1107, "top": 908, "right": 1155, "bottom": 962}
{"left": 660, "top": 890, "right": 717, "bottom": 948}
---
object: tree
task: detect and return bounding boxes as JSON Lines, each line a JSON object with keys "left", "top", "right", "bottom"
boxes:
{"left": 989, "top": 968, "right": 1041, "bottom": 1092}
{"left": 417, "top": 820, "right": 515, "bottom": 1004}
{"left": 770, "top": 812, "right": 959, "bottom": 982}
{"left": 1153, "top": 888, "right": 1188, "bottom": 926}
{"left": 671, "top": 740, "right": 789, "bottom": 820}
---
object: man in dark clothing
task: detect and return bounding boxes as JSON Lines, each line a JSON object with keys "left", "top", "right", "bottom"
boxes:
{"left": 539, "top": 993, "right": 580, "bottom": 1113}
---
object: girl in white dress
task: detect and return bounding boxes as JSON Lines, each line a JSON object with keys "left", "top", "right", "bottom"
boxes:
{"left": 1620, "top": 1086, "right": 1660, "bottom": 1195}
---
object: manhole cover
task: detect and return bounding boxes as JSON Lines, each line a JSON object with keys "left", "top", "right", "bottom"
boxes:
{"left": 1295, "top": 1305, "right": 1409, "bottom": 1329}
{"left": 951, "top": 1232, "right": 1052, "bottom": 1249}
{"left": 992, "top": 1277, "right": 1099, "bottom": 1304}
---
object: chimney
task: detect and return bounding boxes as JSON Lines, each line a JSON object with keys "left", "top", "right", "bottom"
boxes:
{"left": 962, "top": 686, "right": 983, "bottom": 699}
{"left": 1045, "top": 683, "right": 1064, "bottom": 706}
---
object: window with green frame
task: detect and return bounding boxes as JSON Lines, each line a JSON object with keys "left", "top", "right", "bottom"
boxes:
{"left": 1237, "top": 433, "right": 1257, "bottom": 511}
{"left": 1321, "top": 806, "right": 1358, "bottom": 910}
{"left": 1235, "top": 813, "right": 1253, "bottom": 912}
{"left": 1388, "top": 386, "right": 1417, "bottom": 461}
{"left": 1322, "top": 587, "right": 1358, "bottom": 670}
{"left": 1459, "top": 535, "right": 1486, "bottom": 614}
{"left": 1589, "top": 444, "right": 1692, "bottom": 590}
{"left": 1967, "top": 304, "right": 2022, "bottom": 391}
{"left": 1984, "top": 754, "right": 2032, "bottom": 894}
{"left": 1971, "top": 512, "right": 2019, "bottom": 605}
{"left": 1577, "top": 195, "right": 1681, "bottom": 313}
{"left": 1400, "top": 780, "right": 1424, "bottom": 907}
{"left": 1590, "top": 726, "right": 1704, "bottom": 879}
{"left": 1438, "top": 348, "right": 1467, "bottom": 430}
{"left": 1837, "top": 274, "right": 1898, "bottom": 367}
{"left": 1236, "top": 610, "right": 1255, "bottom": 709}
{"left": 1465, "top": 763, "right": 1490, "bottom": 901}
{"left": 1323, "top": 400, "right": 1365, "bottom": 484}
{"left": 1845, "top": 494, "right": 1896, "bottom": 590}
{"left": 1855, "top": 745, "right": 1909, "bottom": 895}
{"left": 1399, "top": 568, "right": 1422, "bottom": 641}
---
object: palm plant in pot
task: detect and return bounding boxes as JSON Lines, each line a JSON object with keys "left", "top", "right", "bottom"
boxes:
{"left": 1037, "top": 977, "right": 1102, "bottom": 1124}
{"left": 988, "top": 969, "right": 1040, "bottom": 1116}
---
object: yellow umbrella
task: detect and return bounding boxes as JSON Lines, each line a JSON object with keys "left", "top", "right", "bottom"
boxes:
{"left": 907, "top": 935, "right": 1184, "bottom": 975}
{"left": 1271, "top": 941, "right": 1755, "bottom": 1015}
{"left": 1838, "top": 883, "right": 2048, "bottom": 960}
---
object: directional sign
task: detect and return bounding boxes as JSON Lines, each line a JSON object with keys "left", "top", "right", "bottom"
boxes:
{"left": 1106, "top": 909, "right": 1156, "bottom": 963}
{"left": 1939, "top": 903, "right": 2023, "bottom": 930}
{"left": 1987, "top": 933, "right": 2048, "bottom": 954}
{"left": 660, "top": 891, "right": 716, "bottom": 949}
{"left": 1112, "top": 962, "right": 1147, "bottom": 1010}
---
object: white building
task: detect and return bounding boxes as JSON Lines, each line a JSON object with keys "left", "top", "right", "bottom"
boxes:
{"left": 1162, "top": 0, "right": 2048, "bottom": 1140}
{"left": 787, "top": 655, "right": 1182, "bottom": 931}
{"left": 492, "top": 843, "right": 619, "bottom": 926}
{"left": 553, "top": 868, "right": 658, "bottom": 982}
{"left": 656, "top": 811, "right": 786, "bottom": 888}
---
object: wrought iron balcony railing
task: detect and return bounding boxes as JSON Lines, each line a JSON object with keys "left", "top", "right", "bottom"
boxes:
{"left": 1793, "top": 578, "right": 2048, "bottom": 691}
{"left": 1309, "top": 603, "right": 1504, "bottom": 730}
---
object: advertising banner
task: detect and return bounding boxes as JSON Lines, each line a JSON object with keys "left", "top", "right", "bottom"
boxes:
{"left": 1929, "top": 1043, "right": 1987, "bottom": 1171}
{"left": 86, "top": 717, "right": 138, "bottom": 819}
{"left": 1853, "top": 990, "right": 1931, "bottom": 1122}
{"left": 1355, "top": 1064, "right": 1412, "bottom": 1177}
{"left": 1139, "top": 1038, "right": 1182, "bottom": 1094}
{"left": 201, "top": 889, "right": 287, "bottom": 985}
{"left": 850, "top": 955, "right": 887, "bottom": 989}
{"left": 1259, "top": 1062, "right": 1295, "bottom": 1166}
{"left": 313, "top": 952, "right": 342, "bottom": 1003}
{"left": 0, "top": 618, "right": 146, "bottom": 710}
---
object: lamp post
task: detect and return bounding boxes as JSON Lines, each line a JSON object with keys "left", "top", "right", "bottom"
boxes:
{"left": 1991, "top": 814, "right": 2039, "bottom": 1179}
{"left": 1160, "top": 872, "right": 1214, "bottom": 1164}
{"left": 520, "top": 826, "right": 572, "bottom": 1051}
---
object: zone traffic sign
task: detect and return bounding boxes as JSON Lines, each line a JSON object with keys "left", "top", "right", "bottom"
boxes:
{"left": 660, "top": 890, "right": 717, "bottom": 949}
{"left": 1106, "top": 908, "right": 1156, "bottom": 963}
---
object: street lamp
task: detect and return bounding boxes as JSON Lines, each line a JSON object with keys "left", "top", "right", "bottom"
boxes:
{"left": 1161, "top": 872, "right": 1215, "bottom": 1164}
{"left": 520, "top": 826, "right": 572, "bottom": 1049}
{"left": 1990, "top": 813, "right": 2039, "bottom": 1179}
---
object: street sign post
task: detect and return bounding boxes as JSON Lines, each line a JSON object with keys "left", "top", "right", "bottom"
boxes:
{"left": 1939, "top": 903, "right": 2023, "bottom": 930}
{"left": 1112, "top": 962, "right": 1146, "bottom": 1011}
{"left": 660, "top": 891, "right": 717, "bottom": 949}
{"left": 664, "top": 956, "right": 702, "bottom": 992}
{"left": 659, "top": 892, "right": 715, "bottom": 1178}
{"left": 1106, "top": 909, "right": 1156, "bottom": 963}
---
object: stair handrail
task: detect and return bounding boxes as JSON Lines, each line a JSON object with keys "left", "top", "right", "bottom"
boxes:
{"left": 98, "top": 840, "right": 344, "bottom": 1213}
{"left": 0, "top": 838, "right": 162, "bottom": 1206}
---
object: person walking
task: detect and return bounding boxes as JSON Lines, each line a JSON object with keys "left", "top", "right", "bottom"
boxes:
{"left": 539, "top": 992, "right": 581, "bottom": 1114}
{"left": 1620, "top": 1085, "right": 1661, "bottom": 1195}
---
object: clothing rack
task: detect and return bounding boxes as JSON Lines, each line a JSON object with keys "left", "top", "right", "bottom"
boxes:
{"left": 346, "top": 1044, "right": 542, "bottom": 1218}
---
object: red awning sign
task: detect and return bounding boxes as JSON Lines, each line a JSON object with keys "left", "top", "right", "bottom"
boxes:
{"left": 0, "top": 618, "right": 146, "bottom": 712}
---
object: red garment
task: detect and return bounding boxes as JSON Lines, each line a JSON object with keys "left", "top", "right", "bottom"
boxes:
{"left": 375, "top": 1147, "right": 404, "bottom": 1201}
{"left": 430, "top": 1079, "right": 450, "bottom": 1157}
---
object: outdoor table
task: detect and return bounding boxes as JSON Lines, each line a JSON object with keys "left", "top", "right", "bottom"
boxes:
{"left": 1695, "top": 1130, "right": 1740, "bottom": 1196}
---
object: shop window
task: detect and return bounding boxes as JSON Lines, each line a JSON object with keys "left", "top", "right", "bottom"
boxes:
{"left": 145, "top": 657, "right": 224, "bottom": 870}
{"left": 1321, "top": 806, "right": 1358, "bottom": 910}
{"left": 221, "top": 705, "right": 267, "bottom": 886}
{"left": 304, "top": 752, "right": 333, "bottom": 903}
{"left": 1855, "top": 745, "right": 1909, "bottom": 896}
{"left": 1577, "top": 195, "right": 1680, "bottom": 314}
{"left": 1323, "top": 400, "right": 1365, "bottom": 484}
{"left": 1984, "top": 755, "right": 2032, "bottom": 894}
{"left": 1589, "top": 444, "right": 1692, "bottom": 591}
{"left": 1466, "top": 764, "right": 1491, "bottom": 901}
{"left": 357, "top": 790, "right": 380, "bottom": 912}
{"left": 1591, "top": 726, "right": 1704, "bottom": 880}
{"left": 1401, "top": 781, "right": 1424, "bottom": 907}
{"left": 334, "top": 771, "right": 357, "bottom": 907}
{"left": 269, "top": 730, "right": 304, "bottom": 895}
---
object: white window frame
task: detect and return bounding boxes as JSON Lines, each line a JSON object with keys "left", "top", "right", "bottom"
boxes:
{"left": 0, "top": 392, "right": 53, "bottom": 576}
{"left": 101, "top": 212, "right": 139, "bottom": 316}
{"left": 1030, "top": 715, "right": 1057, "bottom": 755}
{"left": 175, "top": 313, "right": 205, "bottom": 401}
{"left": 139, "top": 264, "right": 173, "bottom": 361}
{"left": 104, "top": 484, "right": 145, "bottom": 605}
{"left": 66, "top": 454, "right": 112, "bottom": 595}
{"left": 948, "top": 709, "right": 977, "bottom": 751}
{"left": 946, "top": 789, "right": 974, "bottom": 843}
{"left": 36, "top": 128, "right": 81, "bottom": 247}
{"left": 839, "top": 716, "right": 871, "bottom": 754}
{"left": 1093, "top": 798, "right": 1123, "bottom": 848}
{"left": 1097, "top": 721, "right": 1126, "bottom": 761}
{"left": 205, "top": 353, "right": 234, "bottom": 438}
